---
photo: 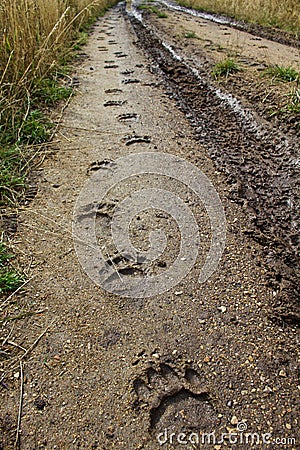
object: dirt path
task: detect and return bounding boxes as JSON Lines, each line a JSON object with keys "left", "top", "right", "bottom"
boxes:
{"left": 1, "top": 3, "right": 299, "bottom": 449}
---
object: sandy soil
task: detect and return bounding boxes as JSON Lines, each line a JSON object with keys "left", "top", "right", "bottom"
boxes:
{"left": 1, "top": 2, "right": 299, "bottom": 449}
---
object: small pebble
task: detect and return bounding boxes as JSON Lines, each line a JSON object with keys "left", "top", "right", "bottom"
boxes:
{"left": 231, "top": 416, "right": 238, "bottom": 425}
{"left": 264, "top": 386, "right": 273, "bottom": 393}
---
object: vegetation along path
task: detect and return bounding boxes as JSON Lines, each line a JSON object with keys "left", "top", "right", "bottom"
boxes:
{"left": 1, "top": 1, "right": 299, "bottom": 448}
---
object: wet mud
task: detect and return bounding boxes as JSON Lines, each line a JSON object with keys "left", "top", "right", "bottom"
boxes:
{"left": 129, "top": 12, "right": 299, "bottom": 324}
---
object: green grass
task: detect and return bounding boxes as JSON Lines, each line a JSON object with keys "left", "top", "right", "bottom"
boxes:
{"left": 286, "top": 88, "right": 300, "bottom": 112}
{"left": 157, "top": 11, "right": 168, "bottom": 18}
{"left": 212, "top": 58, "right": 242, "bottom": 78}
{"left": 183, "top": 30, "right": 198, "bottom": 38}
{"left": 0, "top": 242, "right": 24, "bottom": 293}
{"left": 278, "top": 88, "right": 300, "bottom": 116}
{"left": 0, "top": 242, "right": 13, "bottom": 265}
{"left": 34, "top": 78, "right": 73, "bottom": 106}
{"left": 0, "top": 269, "right": 24, "bottom": 293}
{"left": 265, "top": 67, "right": 299, "bottom": 126}
{"left": 0, "top": 146, "right": 26, "bottom": 206}
{"left": 138, "top": 4, "right": 168, "bottom": 17}
{"left": 264, "top": 65, "right": 299, "bottom": 83}
{"left": 0, "top": 76, "right": 72, "bottom": 206}
{"left": 137, "top": 4, "right": 149, "bottom": 9}
{"left": 0, "top": 109, "right": 52, "bottom": 147}
{"left": 17, "top": 110, "right": 52, "bottom": 145}
{"left": 73, "top": 31, "right": 89, "bottom": 50}
{"left": 269, "top": 89, "right": 300, "bottom": 132}
{"left": 0, "top": 110, "right": 52, "bottom": 205}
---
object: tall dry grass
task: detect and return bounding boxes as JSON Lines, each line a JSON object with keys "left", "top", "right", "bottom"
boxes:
{"left": 0, "top": 0, "right": 115, "bottom": 139}
{"left": 177, "top": 0, "right": 300, "bottom": 36}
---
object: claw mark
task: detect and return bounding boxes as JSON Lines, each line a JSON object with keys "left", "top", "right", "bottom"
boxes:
{"left": 114, "top": 52, "right": 128, "bottom": 58}
{"left": 122, "top": 79, "right": 141, "bottom": 84}
{"left": 121, "top": 70, "right": 135, "bottom": 75}
{"left": 105, "top": 88, "right": 123, "bottom": 94}
{"left": 117, "top": 113, "right": 138, "bottom": 122}
{"left": 106, "top": 253, "right": 143, "bottom": 276}
{"left": 124, "top": 135, "right": 151, "bottom": 146}
{"left": 95, "top": 200, "right": 116, "bottom": 218}
{"left": 88, "top": 159, "right": 116, "bottom": 173}
{"left": 104, "top": 100, "right": 127, "bottom": 107}
{"left": 118, "top": 267, "right": 142, "bottom": 275}
{"left": 104, "top": 64, "right": 119, "bottom": 69}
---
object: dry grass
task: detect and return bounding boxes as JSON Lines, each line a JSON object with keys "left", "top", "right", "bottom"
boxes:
{"left": 177, "top": 0, "right": 300, "bottom": 36}
{"left": 0, "top": 0, "right": 114, "bottom": 85}
{"left": 0, "top": 0, "right": 115, "bottom": 138}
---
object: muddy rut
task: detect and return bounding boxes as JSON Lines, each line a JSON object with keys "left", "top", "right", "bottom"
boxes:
{"left": 1, "top": 2, "right": 299, "bottom": 449}
{"left": 129, "top": 1, "right": 300, "bottom": 324}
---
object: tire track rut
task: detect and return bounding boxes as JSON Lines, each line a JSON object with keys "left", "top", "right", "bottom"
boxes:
{"left": 128, "top": 6, "right": 299, "bottom": 324}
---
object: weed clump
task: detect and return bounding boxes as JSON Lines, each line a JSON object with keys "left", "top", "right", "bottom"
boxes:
{"left": 212, "top": 58, "right": 242, "bottom": 78}
{"left": 265, "top": 65, "right": 299, "bottom": 82}
{"left": 138, "top": 3, "right": 168, "bottom": 18}
{"left": 183, "top": 30, "right": 198, "bottom": 38}
{"left": 0, "top": 242, "right": 24, "bottom": 293}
